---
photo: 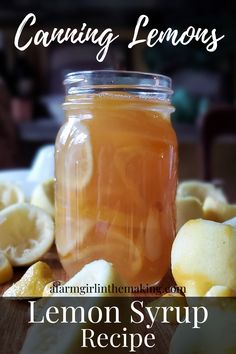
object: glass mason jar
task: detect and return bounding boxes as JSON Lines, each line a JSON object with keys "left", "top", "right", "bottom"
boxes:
{"left": 55, "top": 70, "right": 177, "bottom": 286}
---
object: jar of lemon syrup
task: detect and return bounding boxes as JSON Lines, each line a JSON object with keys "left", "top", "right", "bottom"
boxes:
{"left": 55, "top": 70, "right": 177, "bottom": 286}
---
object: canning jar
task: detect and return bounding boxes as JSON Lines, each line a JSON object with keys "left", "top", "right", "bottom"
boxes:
{"left": 55, "top": 70, "right": 177, "bottom": 286}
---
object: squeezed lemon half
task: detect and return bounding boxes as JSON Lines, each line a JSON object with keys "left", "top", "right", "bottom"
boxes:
{"left": 0, "top": 203, "right": 54, "bottom": 266}
{"left": 0, "top": 181, "right": 25, "bottom": 210}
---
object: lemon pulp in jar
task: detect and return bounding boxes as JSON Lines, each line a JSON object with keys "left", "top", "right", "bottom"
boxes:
{"left": 55, "top": 71, "right": 177, "bottom": 286}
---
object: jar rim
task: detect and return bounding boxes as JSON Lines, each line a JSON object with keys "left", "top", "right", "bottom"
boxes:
{"left": 64, "top": 70, "right": 172, "bottom": 94}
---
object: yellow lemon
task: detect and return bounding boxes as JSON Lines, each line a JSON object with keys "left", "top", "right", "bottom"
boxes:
{"left": 3, "top": 261, "right": 53, "bottom": 297}
{"left": 171, "top": 219, "right": 236, "bottom": 297}
{"left": 0, "top": 203, "right": 54, "bottom": 266}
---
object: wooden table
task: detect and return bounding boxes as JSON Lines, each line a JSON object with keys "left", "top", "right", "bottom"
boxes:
{"left": 0, "top": 247, "right": 176, "bottom": 354}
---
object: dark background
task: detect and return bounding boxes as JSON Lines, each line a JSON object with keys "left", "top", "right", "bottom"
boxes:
{"left": 0, "top": 0, "right": 236, "bottom": 198}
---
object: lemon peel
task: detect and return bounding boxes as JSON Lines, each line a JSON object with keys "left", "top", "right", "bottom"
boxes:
{"left": 3, "top": 261, "right": 53, "bottom": 298}
{"left": 0, "top": 203, "right": 54, "bottom": 266}
{"left": 171, "top": 219, "right": 236, "bottom": 297}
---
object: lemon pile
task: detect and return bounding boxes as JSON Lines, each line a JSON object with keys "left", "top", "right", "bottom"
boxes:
{"left": 176, "top": 180, "right": 236, "bottom": 230}
{"left": 0, "top": 179, "right": 55, "bottom": 286}
{"left": 173, "top": 180, "right": 236, "bottom": 299}
{"left": 2, "top": 176, "right": 236, "bottom": 303}
{"left": 172, "top": 219, "right": 236, "bottom": 297}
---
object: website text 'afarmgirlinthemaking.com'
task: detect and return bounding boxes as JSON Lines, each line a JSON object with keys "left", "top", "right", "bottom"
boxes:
{"left": 49, "top": 281, "right": 186, "bottom": 296}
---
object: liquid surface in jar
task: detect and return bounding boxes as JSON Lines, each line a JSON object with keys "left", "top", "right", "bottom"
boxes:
{"left": 55, "top": 92, "right": 177, "bottom": 286}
